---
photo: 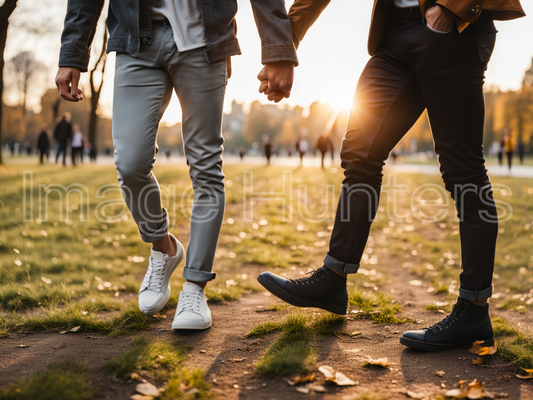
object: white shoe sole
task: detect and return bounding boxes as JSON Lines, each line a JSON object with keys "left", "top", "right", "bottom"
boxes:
{"left": 172, "top": 319, "right": 212, "bottom": 330}
{"left": 139, "top": 240, "right": 185, "bottom": 316}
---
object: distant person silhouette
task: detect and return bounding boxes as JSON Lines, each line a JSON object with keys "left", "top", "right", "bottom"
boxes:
{"left": 70, "top": 123, "right": 84, "bottom": 166}
{"left": 37, "top": 125, "right": 51, "bottom": 164}
{"left": 316, "top": 130, "right": 334, "bottom": 168}
{"left": 54, "top": 112, "right": 72, "bottom": 166}
{"left": 263, "top": 137, "right": 274, "bottom": 165}
{"left": 239, "top": 147, "right": 246, "bottom": 162}
{"left": 502, "top": 129, "right": 516, "bottom": 171}
{"left": 296, "top": 135, "right": 308, "bottom": 165}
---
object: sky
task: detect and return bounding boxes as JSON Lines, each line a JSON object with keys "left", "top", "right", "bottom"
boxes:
{"left": 5, "top": 0, "right": 533, "bottom": 125}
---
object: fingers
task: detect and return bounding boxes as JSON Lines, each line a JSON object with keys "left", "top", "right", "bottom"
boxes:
{"left": 55, "top": 68, "right": 82, "bottom": 102}
{"left": 259, "top": 80, "right": 269, "bottom": 94}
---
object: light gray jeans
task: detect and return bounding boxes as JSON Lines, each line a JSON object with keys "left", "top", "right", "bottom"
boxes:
{"left": 112, "top": 24, "right": 226, "bottom": 282}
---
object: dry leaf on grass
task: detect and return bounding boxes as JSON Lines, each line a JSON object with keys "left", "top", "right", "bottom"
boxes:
{"left": 60, "top": 326, "right": 81, "bottom": 334}
{"left": 136, "top": 382, "right": 160, "bottom": 397}
{"left": 350, "top": 331, "right": 362, "bottom": 336}
{"left": 362, "top": 357, "right": 390, "bottom": 368}
{"left": 186, "top": 388, "right": 200, "bottom": 395}
{"left": 444, "top": 379, "right": 495, "bottom": 399}
{"left": 307, "top": 384, "right": 327, "bottom": 393}
{"left": 515, "top": 368, "right": 533, "bottom": 380}
{"left": 130, "top": 395, "right": 154, "bottom": 400}
{"left": 469, "top": 341, "right": 497, "bottom": 356}
{"left": 288, "top": 375, "right": 314, "bottom": 385}
{"left": 318, "top": 366, "right": 356, "bottom": 386}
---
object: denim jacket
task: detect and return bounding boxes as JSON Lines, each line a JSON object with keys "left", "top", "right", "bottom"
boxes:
{"left": 59, "top": 0, "right": 298, "bottom": 72}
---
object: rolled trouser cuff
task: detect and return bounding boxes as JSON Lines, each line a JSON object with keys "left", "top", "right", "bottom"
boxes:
{"left": 138, "top": 209, "right": 169, "bottom": 243}
{"left": 323, "top": 254, "right": 360, "bottom": 274}
{"left": 459, "top": 285, "right": 494, "bottom": 301}
{"left": 183, "top": 267, "right": 216, "bottom": 282}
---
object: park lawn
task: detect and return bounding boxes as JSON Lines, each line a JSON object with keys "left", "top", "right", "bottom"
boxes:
{"left": 1, "top": 160, "right": 532, "bottom": 373}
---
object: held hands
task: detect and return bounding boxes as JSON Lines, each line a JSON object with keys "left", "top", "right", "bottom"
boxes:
{"left": 425, "top": 4, "right": 456, "bottom": 33}
{"left": 55, "top": 67, "right": 83, "bottom": 102}
{"left": 257, "top": 61, "right": 294, "bottom": 103}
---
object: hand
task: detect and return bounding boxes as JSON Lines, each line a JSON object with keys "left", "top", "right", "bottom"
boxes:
{"left": 425, "top": 4, "right": 455, "bottom": 33}
{"left": 55, "top": 67, "right": 83, "bottom": 102}
{"left": 257, "top": 61, "right": 294, "bottom": 103}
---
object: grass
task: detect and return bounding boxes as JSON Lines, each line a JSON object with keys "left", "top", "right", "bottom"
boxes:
{"left": 103, "top": 335, "right": 212, "bottom": 399}
{"left": 247, "top": 311, "right": 345, "bottom": 377}
{"left": 349, "top": 290, "right": 408, "bottom": 323}
{"left": 4, "top": 300, "right": 152, "bottom": 336}
{"left": 493, "top": 317, "right": 533, "bottom": 371}
{"left": 0, "top": 359, "right": 94, "bottom": 400}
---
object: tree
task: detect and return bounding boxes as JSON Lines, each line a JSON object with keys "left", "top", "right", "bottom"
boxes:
{"left": 6, "top": 51, "right": 45, "bottom": 115}
{"left": 0, "top": 0, "right": 18, "bottom": 164}
{"left": 88, "top": 27, "right": 108, "bottom": 154}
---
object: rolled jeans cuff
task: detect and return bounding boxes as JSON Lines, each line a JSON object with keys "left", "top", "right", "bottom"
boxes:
{"left": 183, "top": 267, "right": 216, "bottom": 282}
{"left": 323, "top": 254, "right": 360, "bottom": 274}
{"left": 138, "top": 209, "right": 169, "bottom": 243}
{"left": 459, "top": 285, "right": 494, "bottom": 301}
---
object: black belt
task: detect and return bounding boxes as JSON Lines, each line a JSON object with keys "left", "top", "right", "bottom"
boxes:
{"left": 152, "top": 18, "right": 170, "bottom": 26}
{"left": 392, "top": 7, "right": 423, "bottom": 19}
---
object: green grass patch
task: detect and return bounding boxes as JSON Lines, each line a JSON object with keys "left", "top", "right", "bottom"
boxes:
{"left": 349, "top": 290, "right": 408, "bottom": 323}
{"left": 103, "top": 336, "right": 212, "bottom": 399}
{"left": 6, "top": 301, "right": 152, "bottom": 336}
{"left": 0, "top": 359, "right": 94, "bottom": 400}
{"left": 425, "top": 304, "right": 452, "bottom": 313}
{"left": 493, "top": 317, "right": 533, "bottom": 371}
{"left": 248, "top": 311, "right": 345, "bottom": 377}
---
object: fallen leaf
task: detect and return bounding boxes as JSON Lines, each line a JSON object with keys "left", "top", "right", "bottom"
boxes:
{"left": 406, "top": 390, "right": 425, "bottom": 399}
{"left": 333, "top": 372, "right": 356, "bottom": 386}
{"left": 136, "top": 382, "right": 160, "bottom": 397}
{"left": 307, "top": 384, "right": 326, "bottom": 393}
{"left": 362, "top": 357, "right": 390, "bottom": 368}
{"left": 469, "top": 341, "right": 497, "bottom": 356}
{"left": 130, "top": 395, "right": 154, "bottom": 400}
{"left": 186, "top": 388, "right": 200, "bottom": 395}
{"left": 318, "top": 366, "right": 335, "bottom": 380}
{"left": 444, "top": 379, "right": 495, "bottom": 399}
{"left": 296, "top": 387, "right": 310, "bottom": 394}
{"left": 436, "top": 370, "right": 446, "bottom": 377}
{"left": 318, "top": 366, "right": 356, "bottom": 386}
{"left": 471, "top": 358, "right": 485, "bottom": 365}
{"left": 516, "top": 368, "right": 533, "bottom": 379}
{"left": 350, "top": 331, "right": 362, "bottom": 336}
{"left": 130, "top": 373, "right": 144, "bottom": 382}
{"left": 70, "top": 326, "right": 81, "bottom": 332}
{"left": 17, "top": 345, "right": 29, "bottom": 348}
{"left": 228, "top": 358, "right": 246, "bottom": 362}
{"left": 288, "top": 375, "right": 314, "bottom": 385}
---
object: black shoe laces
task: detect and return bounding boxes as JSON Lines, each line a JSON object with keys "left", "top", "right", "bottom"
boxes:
{"left": 427, "top": 298, "right": 468, "bottom": 333}
{"left": 288, "top": 268, "right": 330, "bottom": 286}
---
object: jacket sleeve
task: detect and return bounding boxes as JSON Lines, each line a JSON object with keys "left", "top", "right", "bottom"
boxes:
{"left": 58, "top": 0, "right": 105, "bottom": 72}
{"left": 288, "top": 0, "right": 331, "bottom": 49}
{"left": 435, "top": 0, "right": 483, "bottom": 23}
{"left": 249, "top": 0, "right": 299, "bottom": 65}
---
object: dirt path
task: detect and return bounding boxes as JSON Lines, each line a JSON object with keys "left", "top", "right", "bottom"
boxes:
{"left": 2, "top": 260, "right": 532, "bottom": 399}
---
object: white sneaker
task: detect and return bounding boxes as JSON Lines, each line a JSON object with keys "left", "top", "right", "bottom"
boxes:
{"left": 172, "top": 282, "right": 212, "bottom": 330}
{"left": 138, "top": 234, "right": 184, "bottom": 315}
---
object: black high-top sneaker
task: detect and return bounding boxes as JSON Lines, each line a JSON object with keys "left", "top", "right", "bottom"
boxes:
{"left": 257, "top": 267, "right": 348, "bottom": 315}
{"left": 400, "top": 297, "right": 494, "bottom": 351}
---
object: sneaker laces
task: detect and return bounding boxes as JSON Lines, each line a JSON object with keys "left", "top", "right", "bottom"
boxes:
{"left": 427, "top": 298, "right": 468, "bottom": 333}
{"left": 176, "top": 291, "right": 202, "bottom": 316}
{"left": 141, "top": 257, "right": 167, "bottom": 291}
{"left": 288, "top": 267, "right": 330, "bottom": 286}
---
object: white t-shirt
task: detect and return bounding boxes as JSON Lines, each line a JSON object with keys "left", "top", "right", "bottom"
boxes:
{"left": 394, "top": 0, "right": 419, "bottom": 8}
{"left": 71, "top": 132, "right": 83, "bottom": 148}
{"left": 150, "top": 0, "right": 206, "bottom": 52}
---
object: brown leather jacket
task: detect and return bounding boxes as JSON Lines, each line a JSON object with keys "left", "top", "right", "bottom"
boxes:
{"left": 289, "top": 0, "right": 525, "bottom": 55}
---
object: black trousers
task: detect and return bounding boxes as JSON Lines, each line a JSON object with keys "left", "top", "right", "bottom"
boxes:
{"left": 324, "top": 16, "right": 498, "bottom": 301}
